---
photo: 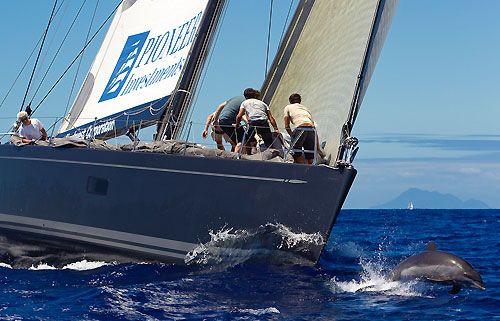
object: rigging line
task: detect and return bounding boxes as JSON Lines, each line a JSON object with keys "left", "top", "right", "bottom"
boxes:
{"left": 185, "top": 0, "right": 230, "bottom": 132}
{"left": 28, "top": 0, "right": 69, "bottom": 103}
{"left": 61, "top": 97, "right": 164, "bottom": 137}
{"left": 20, "top": 0, "right": 58, "bottom": 112}
{"left": 172, "top": 0, "right": 227, "bottom": 139}
{"left": 1, "top": 0, "right": 64, "bottom": 142}
{"left": 61, "top": 95, "right": 165, "bottom": 135}
{"left": 30, "top": 0, "right": 123, "bottom": 116}
{"left": 0, "top": 37, "right": 43, "bottom": 112}
{"left": 29, "top": 0, "right": 88, "bottom": 107}
{"left": 0, "top": 0, "right": 65, "bottom": 112}
{"left": 64, "top": 0, "right": 98, "bottom": 118}
{"left": 278, "top": 0, "right": 294, "bottom": 46}
{"left": 265, "top": 0, "right": 274, "bottom": 77}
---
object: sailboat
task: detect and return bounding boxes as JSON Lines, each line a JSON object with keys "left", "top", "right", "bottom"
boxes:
{"left": 408, "top": 201, "right": 414, "bottom": 210}
{"left": 0, "top": 0, "right": 398, "bottom": 265}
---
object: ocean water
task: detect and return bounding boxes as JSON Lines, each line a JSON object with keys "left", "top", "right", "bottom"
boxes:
{"left": 0, "top": 209, "right": 498, "bottom": 320}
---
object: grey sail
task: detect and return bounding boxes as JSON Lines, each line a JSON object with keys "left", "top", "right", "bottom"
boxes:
{"left": 262, "top": 0, "right": 399, "bottom": 165}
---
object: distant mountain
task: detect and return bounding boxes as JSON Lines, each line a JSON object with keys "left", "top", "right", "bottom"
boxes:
{"left": 372, "top": 188, "right": 490, "bottom": 209}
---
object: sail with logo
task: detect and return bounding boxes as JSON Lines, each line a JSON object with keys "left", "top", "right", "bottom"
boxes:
{"left": 57, "top": 0, "right": 212, "bottom": 140}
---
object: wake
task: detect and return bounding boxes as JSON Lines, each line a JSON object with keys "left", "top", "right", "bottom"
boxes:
{"left": 185, "top": 223, "right": 324, "bottom": 268}
{"left": 0, "top": 259, "right": 111, "bottom": 271}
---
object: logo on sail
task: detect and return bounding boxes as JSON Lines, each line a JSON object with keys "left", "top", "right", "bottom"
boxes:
{"left": 99, "top": 31, "right": 150, "bottom": 102}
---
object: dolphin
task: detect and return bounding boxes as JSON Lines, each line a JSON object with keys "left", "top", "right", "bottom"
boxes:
{"left": 387, "top": 241, "right": 485, "bottom": 294}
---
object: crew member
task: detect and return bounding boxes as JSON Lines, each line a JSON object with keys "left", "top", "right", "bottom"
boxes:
{"left": 213, "top": 95, "right": 246, "bottom": 152}
{"left": 284, "top": 93, "right": 316, "bottom": 164}
{"left": 236, "top": 88, "right": 279, "bottom": 153}
{"left": 17, "top": 111, "right": 48, "bottom": 144}
{"left": 202, "top": 112, "right": 230, "bottom": 150}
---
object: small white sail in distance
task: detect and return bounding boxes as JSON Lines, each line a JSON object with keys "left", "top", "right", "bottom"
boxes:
{"left": 408, "top": 201, "right": 414, "bottom": 210}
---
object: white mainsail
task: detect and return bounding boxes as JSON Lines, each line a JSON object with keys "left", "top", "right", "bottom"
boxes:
{"left": 262, "top": 0, "right": 398, "bottom": 164}
{"left": 58, "top": 0, "right": 210, "bottom": 139}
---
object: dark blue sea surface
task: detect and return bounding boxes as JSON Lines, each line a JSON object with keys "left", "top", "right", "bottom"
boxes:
{"left": 0, "top": 209, "right": 498, "bottom": 320}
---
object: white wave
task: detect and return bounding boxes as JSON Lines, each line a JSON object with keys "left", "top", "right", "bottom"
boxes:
{"left": 185, "top": 237, "right": 272, "bottom": 267}
{"left": 29, "top": 263, "right": 57, "bottom": 270}
{"left": 185, "top": 223, "right": 322, "bottom": 267}
{"left": 327, "top": 259, "right": 427, "bottom": 297}
{"left": 275, "top": 224, "right": 323, "bottom": 249}
{"left": 62, "top": 260, "right": 110, "bottom": 270}
{"left": 0, "top": 263, "right": 12, "bottom": 269}
{"left": 236, "top": 307, "right": 280, "bottom": 315}
{"left": 22, "top": 260, "right": 111, "bottom": 271}
{"left": 185, "top": 227, "right": 244, "bottom": 266}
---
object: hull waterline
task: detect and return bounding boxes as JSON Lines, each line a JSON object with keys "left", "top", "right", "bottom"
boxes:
{"left": 0, "top": 144, "right": 355, "bottom": 266}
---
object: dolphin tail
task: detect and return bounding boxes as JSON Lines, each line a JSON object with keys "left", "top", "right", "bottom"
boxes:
{"left": 449, "top": 284, "right": 461, "bottom": 294}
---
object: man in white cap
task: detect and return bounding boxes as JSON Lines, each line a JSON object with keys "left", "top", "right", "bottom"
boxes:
{"left": 17, "top": 111, "right": 48, "bottom": 143}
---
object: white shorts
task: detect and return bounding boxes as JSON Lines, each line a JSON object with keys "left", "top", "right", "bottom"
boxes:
{"left": 210, "top": 125, "right": 231, "bottom": 143}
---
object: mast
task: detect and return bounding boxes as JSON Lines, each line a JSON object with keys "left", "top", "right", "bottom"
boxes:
{"left": 156, "top": 0, "right": 226, "bottom": 141}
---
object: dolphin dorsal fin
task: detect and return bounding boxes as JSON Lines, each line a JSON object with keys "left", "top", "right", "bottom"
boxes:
{"left": 426, "top": 241, "right": 437, "bottom": 251}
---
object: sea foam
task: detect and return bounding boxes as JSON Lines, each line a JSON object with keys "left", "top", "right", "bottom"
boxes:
{"left": 185, "top": 223, "right": 323, "bottom": 267}
{"left": 327, "top": 255, "right": 428, "bottom": 297}
{"left": 62, "top": 260, "right": 110, "bottom": 270}
{"left": 25, "top": 260, "right": 110, "bottom": 271}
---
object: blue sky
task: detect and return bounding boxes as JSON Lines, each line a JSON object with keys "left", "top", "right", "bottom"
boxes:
{"left": 0, "top": 1, "right": 499, "bottom": 208}
{"left": 347, "top": 0, "right": 500, "bottom": 208}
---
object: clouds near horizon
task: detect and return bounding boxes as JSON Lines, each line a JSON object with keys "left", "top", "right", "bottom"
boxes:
{"left": 344, "top": 134, "right": 500, "bottom": 208}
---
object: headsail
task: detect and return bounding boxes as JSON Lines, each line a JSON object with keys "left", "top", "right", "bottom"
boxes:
{"left": 57, "top": 0, "right": 211, "bottom": 139}
{"left": 262, "top": 0, "right": 398, "bottom": 165}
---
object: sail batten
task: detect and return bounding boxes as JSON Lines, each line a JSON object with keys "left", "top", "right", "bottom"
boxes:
{"left": 262, "top": 0, "right": 398, "bottom": 165}
{"left": 58, "top": 0, "right": 211, "bottom": 139}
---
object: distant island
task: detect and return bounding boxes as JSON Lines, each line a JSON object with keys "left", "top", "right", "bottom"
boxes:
{"left": 372, "top": 188, "right": 490, "bottom": 209}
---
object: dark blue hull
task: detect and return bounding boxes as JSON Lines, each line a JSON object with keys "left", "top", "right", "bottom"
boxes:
{"left": 0, "top": 144, "right": 356, "bottom": 265}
